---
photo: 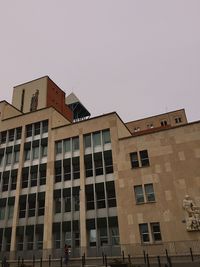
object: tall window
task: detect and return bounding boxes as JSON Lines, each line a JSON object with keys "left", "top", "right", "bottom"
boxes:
{"left": 139, "top": 222, "right": 162, "bottom": 243}
{"left": 102, "top": 129, "right": 111, "bottom": 144}
{"left": 130, "top": 150, "right": 150, "bottom": 168}
{"left": 93, "top": 132, "right": 101, "bottom": 147}
{"left": 134, "top": 184, "right": 155, "bottom": 204}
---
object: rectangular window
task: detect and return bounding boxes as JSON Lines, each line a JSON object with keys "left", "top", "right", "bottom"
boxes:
{"left": 106, "top": 181, "right": 116, "bottom": 207}
{"left": 22, "top": 168, "right": 29, "bottom": 188}
{"left": 63, "top": 139, "right": 71, "bottom": 153}
{"left": 38, "top": 193, "right": 45, "bottom": 216}
{"left": 94, "top": 152, "right": 103, "bottom": 176}
{"left": 16, "top": 127, "right": 22, "bottom": 139}
{"left": 151, "top": 222, "right": 162, "bottom": 241}
{"left": 84, "top": 154, "right": 93, "bottom": 177}
{"left": 0, "top": 201, "right": 6, "bottom": 220}
{"left": 32, "top": 146, "right": 39, "bottom": 159}
{"left": 41, "top": 145, "right": 47, "bottom": 157}
{"left": 55, "top": 161, "right": 62, "bottom": 183}
{"left": 89, "top": 229, "right": 96, "bottom": 247}
{"left": 99, "top": 228, "right": 108, "bottom": 246}
{"left": 14, "top": 150, "right": 20, "bottom": 163}
{"left": 130, "top": 150, "right": 150, "bottom": 168}
{"left": 6, "top": 152, "right": 12, "bottom": 165}
{"left": 42, "top": 120, "right": 48, "bottom": 133}
{"left": 64, "top": 196, "right": 71, "bottom": 212}
{"left": 39, "top": 165, "right": 46, "bottom": 185}
{"left": 24, "top": 148, "right": 31, "bottom": 161}
{"left": 28, "top": 194, "right": 36, "bottom": 217}
{"left": 160, "top": 120, "right": 167, "bottom": 126}
{"left": 34, "top": 122, "right": 40, "bottom": 135}
{"left": 144, "top": 184, "right": 155, "bottom": 202}
{"left": 102, "top": 129, "right": 111, "bottom": 144}
{"left": 72, "top": 157, "right": 80, "bottom": 179}
{"left": 72, "top": 137, "right": 79, "bottom": 151}
{"left": 63, "top": 158, "right": 71, "bottom": 180}
{"left": 140, "top": 150, "right": 150, "bottom": 167}
{"left": 30, "top": 170, "right": 37, "bottom": 187}
{"left": 2, "top": 173, "right": 9, "bottom": 191}
{"left": 19, "top": 196, "right": 27, "bottom": 218}
{"left": 84, "top": 134, "right": 91, "bottom": 148}
{"left": 26, "top": 124, "right": 32, "bottom": 137}
{"left": 55, "top": 141, "right": 62, "bottom": 154}
{"left": 1, "top": 131, "right": 7, "bottom": 144}
{"left": 134, "top": 185, "right": 144, "bottom": 204}
{"left": 93, "top": 132, "right": 101, "bottom": 147}
{"left": 11, "top": 173, "right": 17, "bottom": 190}
{"left": 8, "top": 129, "right": 14, "bottom": 142}
{"left": 104, "top": 150, "right": 113, "bottom": 174}
{"left": 139, "top": 223, "right": 150, "bottom": 243}
{"left": 130, "top": 152, "right": 139, "bottom": 168}
{"left": 95, "top": 183, "right": 106, "bottom": 209}
{"left": 86, "top": 184, "right": 95, "bottom": 210}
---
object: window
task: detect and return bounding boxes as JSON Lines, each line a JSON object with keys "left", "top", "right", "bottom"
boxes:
{"left": 134, "top": 185, "right": 144, "bottom": 204}
{"left": 30, "top": 170, "right": 37, "bottom": 187}
{"left": 84, "top": 154, "right": 93, "bottom": 177}
{"left": 99, "top": 228, "right": 108, "bottom": 246}
{"left": 11, "top": 170, "right": 17, "bottom": 190}
{"left": 13, "top": 150, "right": 20, "bottom": 163}
{"left": 106, "top": 181, "right": 116, "bottom": 207}
{"left": 86, "top": 184, "right": 95, "bottom": 210}
{"left": 34, "top": 122, "right": 40, "bottom": 135}
{"left": 160, "top": 120, "right": 167, "bottom": 126}
{"left": 175, "top": 117, "right": 182, "bottom": 124}
{"left": 2, "top": 172, "right": 9, "bottom": 191}
{"left": 63, "top": 139, "right": 70, "bottom": 153}
{"left": 63, "top": 158, "right": 71, "bottom": 181}
{"left": 38, "top": 193, "right": 45, "bottom": 216}
{"left": 1, "top": 131, "right": 7, "bottom": 144}
{"left": 54, "top": 190, "right": 61, "bottom": 213}
{"left": 22, "top": 168, "right": 29, "bottom": 188}
{"left": 26, "top": 124, "right": 32, "bottom": 137}
{"left": 72, "top": 137, "right": 79, "bottom": 151}
{"left": 19, "top": 196, "right": 27, "bottom": 218}
{"left": 24, "top": 143, "right": 31, "bottom": 161}
{"left": 94, "top": 152, "right": 103, "bottom": 176}
{"left": 89, "top": 229, "right": 96, "bottom": 247}
{"left": 6, "top": 151, "right": 12, "bottom": 165}
{"left": 55, "top": 141, "right": 62, "bottom": 154}
{"left": 0, "top": 199, "right": 6, "bottom": 220}
{"left": 7, "top": 198, "right": 15, "bottom": 219}
{"left": 139, "top": 223, "right": 150, "bottom": 243}
{"left": 32, "top": 146, "right": 39, "bottom": 159}
{"left": 16, "top": 127, "right": 22, "bottom": 140}
{"left": 102, "top": 129, "right": 111, "bottom": 144}
{"left": 55, "top": 161, "right": 62, "bottom": 183}
{"left": 42, "top": 120, "right": 48, "bottom": 133}
{"left": 39, "top": 164, "right": 46, "bottom": 185}
{"left": 151, "top": 222, "right": 162, "bottom": 241}
{"left": 8, "top": 129, "right": 14, "bottom": 142}
{"left": 93, "top": 132, "right": 101, "bottom": 147}
{"left": 130, "top": 150, "right": 150, "bottom": 168}
{"left": 144, "top": 184, "right": 155, "bottom": 202}
{"left": 140, "top": 150, "right": 150, "bottom": 166}
{"left": 64, "top": 196, "right": 71, "bottom": 212}
{"left": 104, "top": 150, "right": 113, "bottom": 174}
{"left": 28, "top": 194, "right": 36, "bottom": 217}
{"left": 134, "top": 183, "right": 155, "bottom": 204}
{"left": 72, "top": 157, "right": 80, "bottom": 179}
{"left": 139, "top": 222, "right": 162, "bottom": 243}
{"left": 95, "top": 183, "right": 105, "bottom": 209}
{"left": 84, "top": 134, "right": 91, "bottom": 148}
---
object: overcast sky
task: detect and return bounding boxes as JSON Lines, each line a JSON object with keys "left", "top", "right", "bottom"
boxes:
{"left": 0, "top": 1, "right": 199, "bottom": 123}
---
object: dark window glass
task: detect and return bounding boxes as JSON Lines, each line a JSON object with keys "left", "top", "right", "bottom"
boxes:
{"left": 8, "top": 129, "right": 14, "bottom": 142}
{"left": 140, "top": 150, "right": 150, "bottom": 167}
{"left": 42, "top": 120, "right": 48, "bottom": 133}
{"left": 55, "top": 141, "right": 62, "bottom": 154}
{"left": 144, "top": 184, "right": 155, "bottom": 202}
{"left": 95, "top": 183, "right": 105, "bottom": 209}
{"left": 106, "top": 181, "right": 116, "bottom": 207}
{"left": 151, "top": 222, "right": 162, "bottom": 241}
{"left": 104, "top": 150, "right": 113, "bottom": 174}
{"left": 102, "top": 129, "right": 111, "bottom": 144}
{"left": 94, "top": 152, "right": 103, "bottom": 176}
{"left": 63, "top": 159, "right": 71, "bottom": 180}
{"left": 34, "top": 122, "right": 40, "bottom": 135}
{"left": 1, "top": 131, "right": 7, "bottom": 144}
{"left": 86, "top": 184, "right": 94, "bottom": 210}
{"left": 72, "top": 157, "right": 80, "bottom": 179}
{"left": 134, "top": 185, "right": 144, "bottom": 204}
{"left": 16, "top": 127, "right": 22, "bottom": 139}
{"left": 139, "top": 223, "right": 150, "bottom": 243}
{"left": 84, "top": 134, "right": 91, "bottom": 148}
{"left": 26, "top": 125, "right": 32, "bottom": 137}
{"left": 130, "top": 152, "right": 139, "bottom": 168}
{"left": 84, "top": 154, "right": 93, "bottom": 177}
{"left": 72, "top": 137, "right": 79, "bottom": 151}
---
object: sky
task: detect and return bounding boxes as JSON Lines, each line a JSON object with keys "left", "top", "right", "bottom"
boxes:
{"left": 0, "top": 0, "right": 200, "bottom": 123}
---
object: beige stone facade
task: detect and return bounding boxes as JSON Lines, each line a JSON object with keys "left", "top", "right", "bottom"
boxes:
{"left": 0, "top": 77, "right": 199, "bottom": 260}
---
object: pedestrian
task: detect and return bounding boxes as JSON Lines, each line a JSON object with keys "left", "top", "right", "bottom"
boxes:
{"left": 64, "top": 244, "right": 69, "bottom": 266}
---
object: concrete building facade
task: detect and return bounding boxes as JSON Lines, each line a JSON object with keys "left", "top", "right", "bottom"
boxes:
{"left": 0, "top": 76, "right": 199, "bottom": 260}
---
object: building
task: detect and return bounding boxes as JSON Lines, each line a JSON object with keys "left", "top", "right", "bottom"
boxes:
{"left": 0, "top": 76, "right": 199, "bottom": 260}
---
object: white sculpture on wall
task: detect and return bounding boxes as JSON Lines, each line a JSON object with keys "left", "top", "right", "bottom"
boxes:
{"left": 183, "top": 195, "right": 200, "bottom": 231}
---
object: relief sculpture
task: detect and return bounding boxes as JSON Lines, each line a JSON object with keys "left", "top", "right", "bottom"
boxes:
{"left": 183, "top": 195, "right": 200, "bottom": 231}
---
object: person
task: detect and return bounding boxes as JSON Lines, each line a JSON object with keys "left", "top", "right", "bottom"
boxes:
{"left": 64, "top": 244, "right": 69, "bottom": 265}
